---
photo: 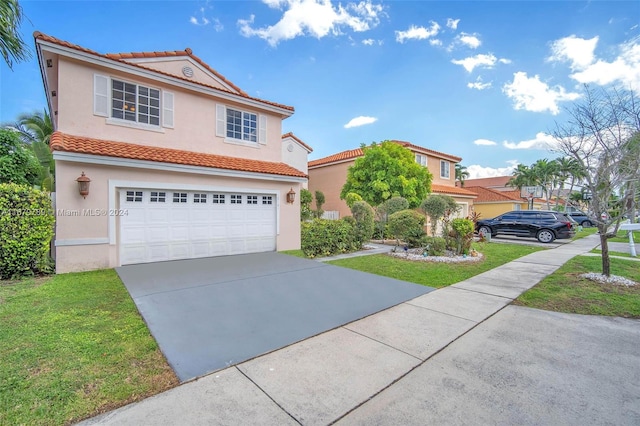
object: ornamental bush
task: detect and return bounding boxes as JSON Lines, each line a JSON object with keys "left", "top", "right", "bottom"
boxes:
{"left": 388, "top": 209, "right": 426, "bottom": 247}
{"left": 301, "top": 218, "right": 357, "bottom": 258}
{"left": 350, "top": 201, "right": 375, "bottom": 248}
{"left": 450, "top": 218, "right": 475, "bottom": 255}
{"left": 0, "top": 183, "right": 55, "bottom": 279}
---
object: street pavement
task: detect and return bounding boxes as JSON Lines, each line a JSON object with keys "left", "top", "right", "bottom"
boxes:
{"left": 79, "top": 234, "right": 640, "bottom": 425}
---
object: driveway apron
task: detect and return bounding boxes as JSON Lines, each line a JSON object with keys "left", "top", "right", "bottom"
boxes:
{"left": 116, "top": 252, "right": 432, "bottom": 382}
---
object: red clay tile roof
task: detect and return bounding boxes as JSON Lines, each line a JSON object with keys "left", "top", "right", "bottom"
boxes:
{"left": 50, "top": 132, "right": 307, "bottom": 178}
{"left": 466, "top": 186, "right": 523, "bottom": 203}
{"left": 462, "top": 176, "right": 513, "bottom": 188}
{"left": 308, "top": 147, "right": 363, "bottom": 167}
{"left": 34, "top": 32, "right": 294, "bottom": 113}
{"left": 308, "top": 141, "right": 461, "bottom": 168}
{"left": 105, "top": 48, "right": 247, "bottom": 96}
{"left": 431, "top": 184, "right": 478, "bottom": 197}
{"left": 391, "top": 140, "right": 462, "bottom": 162}
{"left": 282, "top": 132, "right": 313, "bottom": 152}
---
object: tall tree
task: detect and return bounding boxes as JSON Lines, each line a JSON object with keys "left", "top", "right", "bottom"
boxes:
{"left": 0, "top": 129, "right": 40, "bottom": 186}
{"left": 508, "top": 164, "right": 537, "bottom": 190}
{"left": 552, "top": 86, "right": 640, "bottom": 276}
{"left": 531, "top": 158, "right": 559, "bottom": 210}
{"left": 555, "top": 156, "right": 586, "bottom": 209}
{"left": 455, "top": 163, "right": 470, "bottom": 187}
{"left": 0, "top": 0, "right": 31, "bottom": 70}
{"left": 340, "top": 141, "right": 433, "bottom": 208}
{"left": 4, "top": 110, "right": 55, "bottom": 190}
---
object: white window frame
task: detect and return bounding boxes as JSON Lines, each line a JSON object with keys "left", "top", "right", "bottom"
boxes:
{"left": 94, "top": 74, "right": 173, "bottom": 132}
{"left": 216, "top": 103, "right": 267, "bottom": 147}
{"left": 415, "top": 154, "right": 427, "bottom": 167}
{"left": 440, "top": 160, "right": 451, "bottom": 179}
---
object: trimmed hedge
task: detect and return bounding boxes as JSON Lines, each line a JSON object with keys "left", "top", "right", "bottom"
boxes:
{"left": 350, "top": 201, "right": 375, "bottom": 248}
{"left": 301, "top": 218, "right": 358, "bottom": 258}
{"left": 388, "top": 209, "right": 426, "bottom": 247}
{"left": 0, "top": 183, "right": 55, "bottom": 279}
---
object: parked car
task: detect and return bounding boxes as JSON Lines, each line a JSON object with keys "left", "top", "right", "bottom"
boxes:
{"left": 567, "top": 210, "right": 596, "bottom": 227}
{"left": 475, "top": 210, "right": 576, "bottom": 243}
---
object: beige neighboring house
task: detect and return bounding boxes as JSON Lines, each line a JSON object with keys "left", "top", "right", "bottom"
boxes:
{"left": 35, "top": 32, "right": 309, "bottom": 273}
{"left": 466, "top": 186, "right": 548, "bottom": 219}
{"left": 308, "top": 140, "right": 477, "bottom": 220}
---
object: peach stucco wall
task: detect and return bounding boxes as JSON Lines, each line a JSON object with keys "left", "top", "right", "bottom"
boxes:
{"left": 281, "top": 137, "right": 309, "bottom": 178}
{"left": 55, "top": 160, "right": 302, "bottom": 273}
{"left": 308, "top": 162, "right": 352, "bottom": 219}
{"left": 56, "top": 58, "right": 286, "bottom": 163}
{"left": 128, "top": 58, "right": 233, "bottom": 91}
{"left": 427, "top": 155, "right": 454, "bottom": 186}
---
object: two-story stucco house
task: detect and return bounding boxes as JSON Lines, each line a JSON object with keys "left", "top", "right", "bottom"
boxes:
{"left": 35, "top": 32, "right": 309, "bottom": 273}
{"left": 308, "top": 140, "right": 477, "bottom": 220}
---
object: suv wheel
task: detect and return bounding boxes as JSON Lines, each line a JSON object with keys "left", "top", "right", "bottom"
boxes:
{"left": 536, "top": 229, "right": 555, "bottom": 243}
{"left": 581, "top": 220, "right": 592, "bottom": 227}
{"left": 478, "top": 226, "right": 492, "bottom": 237}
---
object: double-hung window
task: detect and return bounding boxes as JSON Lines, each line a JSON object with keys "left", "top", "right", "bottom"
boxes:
{"left": 111, "top": 80, "right": 160, "bottom": 125}
{"left": 93, "top": 74, "right": 174, "bottom": 130}
{"left": 440, "top": 160, "right": 450, "bottom": 179}
{"left": 216, "top": 104, "right": 267, "bottom": 145}
{"left": 415, "top": 154, "right": 427, "bottom": 167}
{"left": 226, "top": 108, "right": 257, "bottom": 142}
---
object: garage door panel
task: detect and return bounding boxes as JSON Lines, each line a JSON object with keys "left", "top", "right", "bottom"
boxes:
{"left": 120, "top": 189, "right": 277, "bottom": 265}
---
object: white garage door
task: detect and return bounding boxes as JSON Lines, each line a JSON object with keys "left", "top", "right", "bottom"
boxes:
{"left": 120, "top": 189, "right": 276, "bottom": 265}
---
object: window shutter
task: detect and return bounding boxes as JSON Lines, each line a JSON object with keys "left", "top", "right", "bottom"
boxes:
{"left": 162, "top": 91, "right": 174, "bottom": 128}
{"left": 216, "top": 104, "right": 225, "bottom": 137}
{"left": 258, "top": 114, "right": 267, "bottom": 145}
{"left": 94, "top": 74, "right": 109, "bottom": 117}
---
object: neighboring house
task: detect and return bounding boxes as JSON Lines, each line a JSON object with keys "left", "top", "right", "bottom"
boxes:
{"left": 466, "top": 186, "right": 547, "bottom": 219}
{"left": 308, "top": 140, "right": 477, "bottom": 219}
{"left": 282, "top": 132, "right": 313, "bottom": 187}
{"left": 460, "top": 176, "right": 513, "bottom": 191}
{"left": 35, "top": 32, "right": 308, "bottom": 273}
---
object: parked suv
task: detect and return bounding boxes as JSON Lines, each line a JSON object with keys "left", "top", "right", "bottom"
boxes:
{"left": 475, "top": 210, "right": 576, "bottom": 243}
{"left": 566, "top": 210, "right": 595, "bottom": 227}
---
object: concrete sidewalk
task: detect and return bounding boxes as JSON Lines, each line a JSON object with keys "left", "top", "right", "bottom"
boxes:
{"left": 79, "top": 234, "right": 640, "bottom": 425}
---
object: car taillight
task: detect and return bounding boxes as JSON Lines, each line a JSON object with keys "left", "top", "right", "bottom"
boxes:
{"left": 564, "top": 221, "right": 572, "bottom": 228}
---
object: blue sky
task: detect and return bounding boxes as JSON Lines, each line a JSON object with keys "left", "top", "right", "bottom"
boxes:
{"left": 1, "top": 0, "right": 638, "bottom": 178}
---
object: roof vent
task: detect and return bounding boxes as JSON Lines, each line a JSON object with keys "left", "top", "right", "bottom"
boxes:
{"left": 182, "top": 66, "right": 194, "bottom": 78}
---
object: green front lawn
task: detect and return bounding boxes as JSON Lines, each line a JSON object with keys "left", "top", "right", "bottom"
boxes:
{"left": 608, "top": 230, "right": 640, "bottom": 243}
{"left": 0, "top": 270, "right": 178, "bottom": 426}
{"left": 328, "top": 242, "right": 543, "bottom": 288}
{"left": 573, "top": 226, "right": 598, "bottom": 239}
{"left": 515, "top": 256, "right": 640, "bottom": 318}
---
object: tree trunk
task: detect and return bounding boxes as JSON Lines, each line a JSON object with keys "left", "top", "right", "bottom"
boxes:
{"left": 599, "top": 229, "right": 611, "bottom": 276}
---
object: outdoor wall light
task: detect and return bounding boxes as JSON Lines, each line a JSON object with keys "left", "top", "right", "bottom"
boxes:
{"left": 286, "top": 187, "right": 296, "bottom": 204}
{"left": 76, "top": 172, "right": 91, "bottom": 199}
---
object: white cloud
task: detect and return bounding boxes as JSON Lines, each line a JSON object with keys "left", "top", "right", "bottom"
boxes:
{"left": 213, "top": 18, "right": 224, "bottom": 32}
{"left": 502, "top": 72, "right": 580, "bottom": 115}
{"left": 451, "top": 53, "right": 498, "bottom": 72}
{"left": 446, "top": 18, "right": 460, "bottom": 30}
{"left": 467, "top": 160, "right": 519, "bottom": 179}
{"left": 503, "top": 132, "right": 556, "bottom": 150}
{"left": 457, "top": 32, "right": 481, "bottom": 49}
{"left": 498, "top": 58, "right": 512, "bottom": 64}
{"left": 190, "top": 16, "right": 210, "bottom": 26}
{"left": 429, "top": 39, "right": 442, "bottom": 47}
{"left": 238, "top": 0, "right": 385, "bottom": 46}
{"left": 344, "top": 115, "right": 378, "bottom": 128}
{"left": 548, "top": 35, "right": 598, "bottom": 70}
{"left": 569, "top": 38, "right": 640, "bottom": 91}
{"left": 473, "top": 138, "right": 497, "bottom": 146}
{"left": 467, "top": 77, "right": 492, "bottom": 90}
{"left": 362, "top": 38, "right": 382, "bottom": 46}
{"left": 395, "top": 22, "right": 440, "bottom": 43}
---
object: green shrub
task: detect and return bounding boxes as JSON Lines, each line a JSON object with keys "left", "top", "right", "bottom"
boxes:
{"left": 300, "top": 188, "right": 313, "bottom": 221}
{"left": 373, "top": 197, "right": 409, "bottom": 239}
{"left": 0, "top": 183, "right": 55, "bottom": 278}
{"left": 420, "top": 194, "right": 459, "bottom": 236}
{"left": 344, "top": 192, "right": 363, "bottom": 208}
{"left": 420, "top": 236, "right": 447, "bottom": 256}
{"left": 301, "top": 218, "right": 357, "bottom": 258}
{"left": 350, "top": 201, "right": 375, "bottom": 248}
{"left": 388, "top": 209, "right": 426, "bottom": 247}
{"left": 450, "top": 218, "right": 475, "bottom": 255}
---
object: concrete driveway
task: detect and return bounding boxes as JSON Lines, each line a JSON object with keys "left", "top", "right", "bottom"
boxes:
{"left": 116, "top": 252, "right": 432, "bottom": 382}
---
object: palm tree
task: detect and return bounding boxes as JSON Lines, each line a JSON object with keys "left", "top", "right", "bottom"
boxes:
{"left": 1, "top": 0, "right": 31, "bottom": 70}
{"left": 508, "top": 164, "right": 537, "bottom": 190}
{"left": 531, "top": 159, "right": 558, "bottom": 210}
{"left": 556, "top": 156, "right": 586, "bottom": 210}
{"left": 455, "top": 163, "right": 470, "bottom": 187}
{"left": 4, "top": 110, "right": 55, "bottom": 191}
